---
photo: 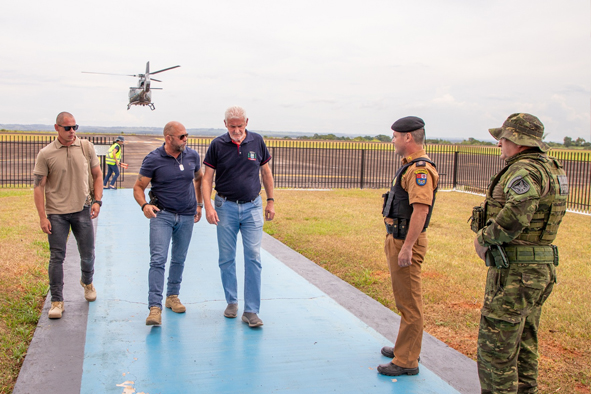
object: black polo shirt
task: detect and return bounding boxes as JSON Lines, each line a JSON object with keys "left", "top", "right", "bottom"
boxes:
{"left": 203, "top": 131, "right": 271, "bottom": 201}
{"left": 139, "top": 144, "right": 201, "bottom": 215}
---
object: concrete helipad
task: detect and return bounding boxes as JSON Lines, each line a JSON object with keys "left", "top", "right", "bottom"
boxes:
{"left": 14, "top": 189, "right": 479, "bottom": 394}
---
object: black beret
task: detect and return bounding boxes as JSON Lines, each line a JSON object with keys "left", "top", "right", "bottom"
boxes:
{"left": 391, "top": 116, "right": 425, "bottom": 133}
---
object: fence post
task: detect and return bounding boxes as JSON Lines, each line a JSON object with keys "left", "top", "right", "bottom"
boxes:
{"left": 452, "top": 149, "right": 459, "bottom": 189}
{"left": 359, "top": 149, "right": 365, "bottom": 189}
{"left": 270, "top": 147, "right": 275, "bottom": 184}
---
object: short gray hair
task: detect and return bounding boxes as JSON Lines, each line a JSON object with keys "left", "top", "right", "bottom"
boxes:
{"left": 225, "top": 106, "right": 247, "bottom": 122}
{"left": 56, "top": 112, "right": 74, "bottom": 124}
{"left": 410, "top": 128, "right": 425, "bottom": 145}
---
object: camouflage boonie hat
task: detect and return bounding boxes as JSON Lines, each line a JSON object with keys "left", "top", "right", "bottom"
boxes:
{"left": 489, "top": 113, "right": 549, "bottom": 152}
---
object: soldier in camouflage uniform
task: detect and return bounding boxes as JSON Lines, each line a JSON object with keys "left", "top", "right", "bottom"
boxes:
{"left": 471, "top": 113, "right": 569, "bottom": 393}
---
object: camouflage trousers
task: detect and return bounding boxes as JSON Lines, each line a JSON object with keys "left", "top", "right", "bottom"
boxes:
{"left": 477, "top": 263, "right": 556, "bottom": 394}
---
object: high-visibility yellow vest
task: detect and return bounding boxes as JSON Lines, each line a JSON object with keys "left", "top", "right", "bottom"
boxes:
{"left": 105, "top": 143, "right": 122, "bottom": 165}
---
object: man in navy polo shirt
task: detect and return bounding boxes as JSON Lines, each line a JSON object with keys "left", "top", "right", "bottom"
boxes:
{"left": 202, "top": 106, "right": 275, "bottom": 328}
{"left": 133, "top": 121, "right": 204, "bottom": 326}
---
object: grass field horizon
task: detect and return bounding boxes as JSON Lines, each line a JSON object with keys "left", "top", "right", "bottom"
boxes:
{"left": 0, "top": 189, "right": 589, "bottom": 393}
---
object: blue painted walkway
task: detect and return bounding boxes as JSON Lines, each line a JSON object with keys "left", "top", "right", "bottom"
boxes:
{"left": 15, "top": 190, "right": 479, "bottom": 393}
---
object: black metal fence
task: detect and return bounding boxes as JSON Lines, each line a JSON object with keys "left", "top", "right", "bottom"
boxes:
{"left": 188, "top": 139, "right": 591, "bottom": 214}
{"left": 1, "top": 135, "right": 589, "bottom": 214}
{"left": 0, "top": 135, "right": 122, "bottom": 188}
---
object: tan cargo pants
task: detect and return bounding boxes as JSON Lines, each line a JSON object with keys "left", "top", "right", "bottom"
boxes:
{"left": 384, "top": 231, "right": 428, "bottom": 369}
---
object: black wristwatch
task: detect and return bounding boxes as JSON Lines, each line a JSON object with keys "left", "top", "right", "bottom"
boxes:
{"left": 93, "top": 200, "right": 102, "bottom": 207}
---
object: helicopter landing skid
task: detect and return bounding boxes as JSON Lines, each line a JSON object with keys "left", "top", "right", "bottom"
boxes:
{"left": 126, "top": 103, "right": 156, "bottom": 110}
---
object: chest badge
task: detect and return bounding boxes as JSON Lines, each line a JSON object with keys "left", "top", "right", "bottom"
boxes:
{"left": 415, "top": 169, "right": 428, "bottom": 186}
{"left": 247, "top": 151, "right": 257, "bottom": 161}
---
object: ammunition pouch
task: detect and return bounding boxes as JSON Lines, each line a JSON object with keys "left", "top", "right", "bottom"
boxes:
{"left": 385, "top": 218, "right": 408, "bottom": 240}
{"left": 485, "top": 244, "right": 559, "bottom": 268}
{"left": 469, "top": 205, "right": 486, "bottom": 233}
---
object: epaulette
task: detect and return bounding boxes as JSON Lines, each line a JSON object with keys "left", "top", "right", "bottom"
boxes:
{"left": 416, "top": 161, "right": 426, "bottom": 167}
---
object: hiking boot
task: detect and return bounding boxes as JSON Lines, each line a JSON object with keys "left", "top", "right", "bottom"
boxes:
{"left": 377, "top": 362, "right": 419, "bottom": 376}
{"left": 242, "top": 312, "right": 263, "bottom": 328}
{"left": 380, "top": 346, "right": 420, "bottom": 363}
{"left": 224, "top": 303, "right": 238, "bottom": 318}
{"left": 80, "top": 280, "right": 97, "bottom": 302}
{"left": 165, "top": 295, "right": 186, "bottom": 313}
{"left": 146, "top": 307, "right": 162, "bottom": 325}
{"left": 48, "top": 301, "right": 64, "bottom": 319}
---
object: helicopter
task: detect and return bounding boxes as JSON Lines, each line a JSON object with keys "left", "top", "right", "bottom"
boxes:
{"left": 82, "top": 62, "right": 180, "bottom": 110}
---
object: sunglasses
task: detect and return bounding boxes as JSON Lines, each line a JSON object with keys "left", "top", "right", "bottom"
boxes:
{"left": 58, "top": 124, "right": 79, "bottom": 131}
{"left": 175, "top": 133, "right": 189, "bottom": 140}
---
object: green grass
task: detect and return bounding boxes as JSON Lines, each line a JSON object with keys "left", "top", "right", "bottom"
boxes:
{"left": 0, "top": 187, "right": 589, "bottom": 393}
{"left": 0, "top": 190, "right": 49, "bottom": 394}
{"left": 264, "top": 189, "right": 591, "bottom": 393}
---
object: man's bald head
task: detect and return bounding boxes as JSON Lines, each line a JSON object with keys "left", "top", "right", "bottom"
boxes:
{"left": 56, "top": 112, "right": 74, "bottom": 125}
{"left": 163, "top": 121, "right": 185, "bottom": 136}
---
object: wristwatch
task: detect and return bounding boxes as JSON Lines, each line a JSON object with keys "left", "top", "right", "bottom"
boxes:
{"left": 93, "top": 200, "right": 102, "bottom": 207}
{"left": 197, "top": 202, "right": 204, "bottom": 208}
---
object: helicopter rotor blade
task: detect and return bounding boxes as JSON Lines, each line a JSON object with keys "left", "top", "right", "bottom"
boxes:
{"left": 82, "top": 71, "right": 138, "bottom": 77}
{"left": 149, "top": 78, "right": 163, "bottom": 82}
{"left": 150, "top": 65, "right": 180, "bottom": 75}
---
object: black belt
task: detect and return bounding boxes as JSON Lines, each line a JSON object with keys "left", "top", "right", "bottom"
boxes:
{"left": 218, "top": 194, "right": 256, "bottom": 204}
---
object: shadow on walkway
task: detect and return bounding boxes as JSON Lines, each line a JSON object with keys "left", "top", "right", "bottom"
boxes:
{"left": 15, "top": 190, "right": 478, "bottom": 394}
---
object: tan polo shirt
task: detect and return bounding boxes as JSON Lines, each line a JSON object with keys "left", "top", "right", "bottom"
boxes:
{"left": 33, "top": 137, "right": 99, "bottom": 214}
{"left": 400, "top": 149, "right": 439, "bottom": 206}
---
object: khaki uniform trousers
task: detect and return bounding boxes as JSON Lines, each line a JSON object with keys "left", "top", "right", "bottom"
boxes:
{"left": 384, "top": 231, "right": 428, "bottom": 369}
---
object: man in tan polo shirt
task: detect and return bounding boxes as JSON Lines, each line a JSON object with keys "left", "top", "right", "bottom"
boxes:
{"left": 33, "top": 112, "right": 103, "bottom": 319}
{"left": 378, "top": 116, "right": 439, "bottom": 376}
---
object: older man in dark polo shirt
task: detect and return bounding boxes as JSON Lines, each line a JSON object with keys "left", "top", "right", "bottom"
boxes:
{"left": 202, "top": 106, "right": 275, "bottom": 328}
{"left": 134, "top": 121, "right": 204, "bottom": 326}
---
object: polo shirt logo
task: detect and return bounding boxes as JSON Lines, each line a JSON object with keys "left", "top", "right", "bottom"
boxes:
{"left": 247, "top": 151, "right": 257, "bottom": 161}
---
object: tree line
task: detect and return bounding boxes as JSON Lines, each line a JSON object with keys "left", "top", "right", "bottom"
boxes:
{"left": 265, "top": 134, "right": 591, "bottom": 149}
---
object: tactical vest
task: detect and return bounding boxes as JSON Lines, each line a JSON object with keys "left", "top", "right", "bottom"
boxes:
{"left": 382, "top": 158, "right": 437, "bottom": 236}
{"left": 105, "top": 143, "right": 122, "bottom": 165}
{"left": 484, "top": 153, "right": 568, "bottom": 244}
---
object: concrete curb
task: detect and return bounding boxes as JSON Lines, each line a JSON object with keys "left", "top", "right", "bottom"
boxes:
{"left": 262, "top": 232, "right": 480, "bottom": 394}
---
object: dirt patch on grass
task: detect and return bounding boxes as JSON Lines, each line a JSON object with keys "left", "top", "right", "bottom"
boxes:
{"left": 266, "top": 189, "right": 591, "bottom": 393}
{"left": 422, "top": 271, "right": 444, "bottom": 279}
{"left": 371, "top": 270, "right": 390, "bottom": 280}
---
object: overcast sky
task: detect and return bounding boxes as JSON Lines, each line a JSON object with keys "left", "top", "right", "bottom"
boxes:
{"left": 1, "top": 0, "right": 589, "bottom": 142}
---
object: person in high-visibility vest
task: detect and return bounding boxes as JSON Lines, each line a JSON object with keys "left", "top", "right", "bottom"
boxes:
{"left": 103, "top": 136, "right": 126, "bottom": 189}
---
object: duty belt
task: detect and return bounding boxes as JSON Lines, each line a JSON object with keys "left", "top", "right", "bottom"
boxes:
{"left": 486, "top": 244, "right": 558, "bottom": 268}
{"left": 503, "top": 245, "right": 558, "bottom": 265}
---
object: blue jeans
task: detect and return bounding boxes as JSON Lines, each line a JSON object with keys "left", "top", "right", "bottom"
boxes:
{"left": 215, "top": 194, "right": 264, "bottom": 313}
{"left": 47, "top": 206, "right": 95, "bottom": 302}
{"left": 148, "top": 210, "right": 195, "bottom": 309}
{"left": 103, "top": 164, "right": 120, "bottom": 187}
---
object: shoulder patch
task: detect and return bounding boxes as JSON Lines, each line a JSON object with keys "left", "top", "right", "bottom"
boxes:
{"left": 415, "top": 169, "right": 428, "bottom": 186}
{"left": 557, "top": 175, "right": 569, "bottom": 195}
{"left": 508, "top": 176, "right": 530, "bottom": 195}
{"left": 416, "top": 161, "right": 426, "bottom": 167}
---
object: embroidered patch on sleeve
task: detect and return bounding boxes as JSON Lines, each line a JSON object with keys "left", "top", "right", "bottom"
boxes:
{"left": 415, "top": 169, "right": 428, "bottom": 186}
{"left": 508, "top": 176, "right": 530, "bottom": 195}
{"left": 416, "top": 161, "right": 426, "bottom": 167}
{"left": 557, "top": 175, "right": 569, "bottom": 195}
